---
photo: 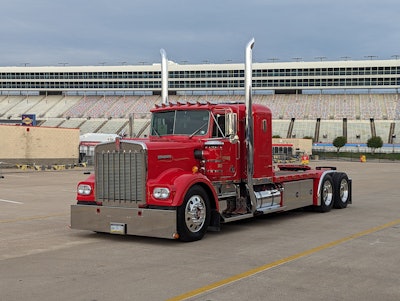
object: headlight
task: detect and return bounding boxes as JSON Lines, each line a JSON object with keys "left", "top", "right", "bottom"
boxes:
{"left": 77, "top": 184, "right": 92, "bottom": 195}
{"left": 153, "top": 187, "right": 170, "bottom": 199}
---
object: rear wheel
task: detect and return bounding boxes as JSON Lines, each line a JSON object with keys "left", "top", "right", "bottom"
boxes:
{"left": 317, "top": 174, "right": 334, "bottom": 212}
{"left": 332, "top": 173, "right": 350, "bottom": 209}
{"left": 177, "top": 185, "right": 210, "bottom": 242}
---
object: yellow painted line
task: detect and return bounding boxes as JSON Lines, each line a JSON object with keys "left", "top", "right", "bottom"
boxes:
{"left": 167, "top": 218, "right": 400, "bottom": 301}
{"left": 0, "top": 213, "right": 68, "bottom": 224}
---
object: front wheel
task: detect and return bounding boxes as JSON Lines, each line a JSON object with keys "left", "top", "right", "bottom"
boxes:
{"left": 177, "top": 185, "right": 210, "bottom": 242}
{"left": 317, "top": 174, "right": 334, "bottom": 213}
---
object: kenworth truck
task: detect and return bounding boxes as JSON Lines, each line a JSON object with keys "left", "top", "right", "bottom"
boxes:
{"left": 71, "top": 39, "right": 352, "bottom": 241}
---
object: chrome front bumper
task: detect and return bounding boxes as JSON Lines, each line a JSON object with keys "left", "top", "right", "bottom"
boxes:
{"left": 71, "top": 205, "right": 178, "bottom": 239}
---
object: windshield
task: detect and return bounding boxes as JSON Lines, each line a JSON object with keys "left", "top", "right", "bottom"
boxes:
{"left": 151, "top": 110, "right": 210, "bottom": 136}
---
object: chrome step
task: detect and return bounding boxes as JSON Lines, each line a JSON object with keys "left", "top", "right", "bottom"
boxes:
{"left": 256, "top": 205, "right": 286, "bottom": 214}
{"left": 221, "top": 213, "right": 254, "bottom": 223}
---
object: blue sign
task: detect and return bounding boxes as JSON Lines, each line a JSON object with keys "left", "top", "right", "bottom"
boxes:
{"left": 21, "top": 114, "right": 36, "bottom": 126}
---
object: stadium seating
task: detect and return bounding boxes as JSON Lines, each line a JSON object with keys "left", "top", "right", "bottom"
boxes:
{"left": 58, "top": 118, "right": 86, "bottom": 129}
{"left": 40, "top": 118, "right": 65, "bottom": 127}
{"left": 44, "top": 96, "right": 81, "bottom": 118}
{"left": 97, "top": 119, "right": 129, "bottom": 135}
{"left": 29, "top": 95, "right": 65, "bottom": 118}
{"left": 1, "top": 93, "right": 400, "bottom": 144}
{"left": 0, "top": 96, "right": 25, "bottom": 118}
{"left": 105, "top": 95, "right": 140, "bottom": 118}
{"left": 79, "top": 119, "right": 108, "bottom": 134}
{"left": 63, "top": 96, "right": 101, "bottom": 118}
{"left": 83, "top": 96, "right": 120, "bottom": 118}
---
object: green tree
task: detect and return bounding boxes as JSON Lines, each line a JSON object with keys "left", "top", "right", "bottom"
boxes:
{"left": 333, "top": 136, "right": 347, "bottom": 153}
{"left": 367, "top": 136, "right": 383, "bottom": 154}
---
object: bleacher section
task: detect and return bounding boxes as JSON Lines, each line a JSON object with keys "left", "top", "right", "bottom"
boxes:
{"left": 40, "top": 118, "right": 65, "bottom": 127}
{"left": 44, "top": 95, "right": 81, "bottom": 117}
{"left": 63, "top": 96, "right": 101, "bottom": 118}
{"left": 97, "top": 119, "right": 128, "bottom": 135}
{"left": 1, "top": 93, "right": 400, "bottom": 143}
{"left": 5, "top": 95, "right": 45, "bottom": 118}
{"left": 105, "top": 96, "right": 138, "bottom": 118}
{"left": 58, "top": 118, "right": 86, "bottom": 129}
{"left": 29, "top": 95, "right": 65, "bottom": 118}
{"left": 79, "top": 119, "right": 107, "bottom": 134}
{"left": 83, "top": 96, "right": 120, "bottom": 118}
{"left": 0, "top": 96, "right": 25, "bottom": 118}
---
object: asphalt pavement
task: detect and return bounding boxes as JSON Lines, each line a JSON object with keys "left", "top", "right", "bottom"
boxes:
{"left": 0, "top": 161, "right": 399, "bottom": 301}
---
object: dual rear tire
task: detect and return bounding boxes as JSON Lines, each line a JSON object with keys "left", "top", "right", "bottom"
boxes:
{"left": 318, "top": 173, "right": 350, "bottom": 212}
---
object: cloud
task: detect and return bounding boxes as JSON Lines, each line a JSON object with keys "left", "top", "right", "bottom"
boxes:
{"left": 0, "top": 0, "right": 399, "bottom": 66}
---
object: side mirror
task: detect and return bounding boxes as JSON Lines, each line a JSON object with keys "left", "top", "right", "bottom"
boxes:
{"left": 226, "top": 113, "right": 239, "bottom": 144}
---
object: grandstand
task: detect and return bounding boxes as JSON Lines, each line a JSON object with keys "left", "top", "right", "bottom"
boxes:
{"left": 0, "top": 58, "right": 399, "bottom": 144}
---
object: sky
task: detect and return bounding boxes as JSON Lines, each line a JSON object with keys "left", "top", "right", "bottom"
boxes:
{"left": 0, "top": 0, "right": 399, "bottom": 67}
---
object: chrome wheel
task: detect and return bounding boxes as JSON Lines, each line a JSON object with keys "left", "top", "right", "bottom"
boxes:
{"left": 177, "top": 185, "right": 210, "bottom": 241}
{"left": 322, "top": 179, "right": 333, "bottom": 207}
{"left": 338, "top": 178, "right": 349, "bottom": 203}
{"left": 184, "top": 195, "right": 206, "bottom": 233}
{"left": 317, "top": 174, "right": 334, "bottom": 212}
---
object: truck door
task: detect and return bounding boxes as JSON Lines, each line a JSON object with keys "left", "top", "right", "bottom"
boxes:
{"left": 211, "top": 112, "right": 239, "bottom": 180}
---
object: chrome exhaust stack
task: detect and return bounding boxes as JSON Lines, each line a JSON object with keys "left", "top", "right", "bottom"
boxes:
{"left": 160, "top": 48, "right": 168, "bottom": 104}
{"left": 244, "top": 38, "right": 257, "bottom": 212}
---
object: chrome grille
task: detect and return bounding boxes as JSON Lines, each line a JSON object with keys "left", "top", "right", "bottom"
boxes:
{"left": 95, "top": 142, "right": 146, "bottom": 207}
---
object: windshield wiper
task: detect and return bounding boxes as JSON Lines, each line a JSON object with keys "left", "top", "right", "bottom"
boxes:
{"left": 189, "top": 122, "right": 208, "bottom": 138}
{"left": 152, "top": 127, "right": 161, "bottom": 137}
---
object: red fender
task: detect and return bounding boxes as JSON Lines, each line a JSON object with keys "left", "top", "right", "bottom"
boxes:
{"left": 147, "top": 168, "right": 219, "bottom": 209}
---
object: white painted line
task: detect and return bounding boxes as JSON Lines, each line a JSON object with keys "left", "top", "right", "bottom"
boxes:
{"left": 0, "top": 199, "right": 24, "bottom": 204}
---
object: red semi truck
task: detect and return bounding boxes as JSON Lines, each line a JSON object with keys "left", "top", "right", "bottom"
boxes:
{"left": 71, "top": 39, "right": 351, "bottom": 241}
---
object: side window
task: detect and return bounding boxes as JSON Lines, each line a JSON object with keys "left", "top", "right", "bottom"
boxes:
{"left": 212, "top": 114, "right": 226, "bottom": 138}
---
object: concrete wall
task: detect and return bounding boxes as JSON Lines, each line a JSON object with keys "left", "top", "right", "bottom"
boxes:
{"left": 0, "top": 125, "right": 79, "bottom": 165}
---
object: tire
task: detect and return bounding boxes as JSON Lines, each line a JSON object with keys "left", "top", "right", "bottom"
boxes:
{"left": 177, "top": 185, "right": 210, "bottom": 242}
{"left": 317, "top": 174, "right": 334, "bottom": 212}
{"left": 332, "top": 173, "right": 350, "bottom": 209}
